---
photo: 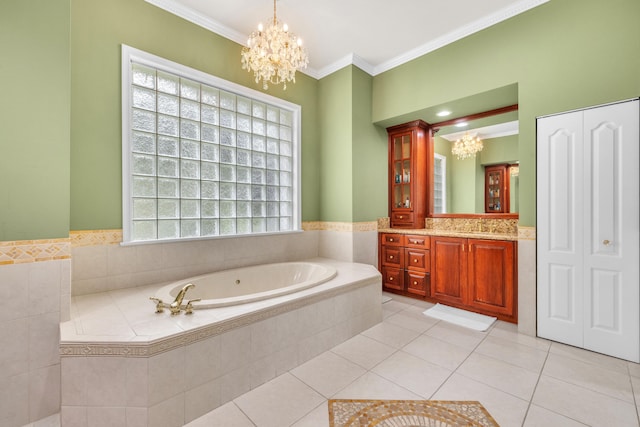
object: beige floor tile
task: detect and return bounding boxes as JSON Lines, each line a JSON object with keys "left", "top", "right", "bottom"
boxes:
{"left": 291, "top": 401, "right": 330, "bottom": 427}
{"left": 629, "top": 362, "right": 640, "bottom": 378}
{"left": 424, "top": 321, "right": 487, "bottom": 350}
{"left": 549, "top": 342, "right": 630, "bottom": 374}
{"left": 402, "top": 334, "right": 472, "bottom": 371}
{"left": 372, "top": 350, "right": 452, "bottom": 398}
{"left": 456, "top": 352, "right": 539, "bottom": 401}
{"left": 432, "top": 373, "right": 529, "bottom": 427}
{"left": 532, "top": 376, "right": 639, "bottom": 427}
{"left": 543, "top": 353, "right": 634, "bottom": 403}
{"left": 490, "top": 321, "right": 552, "bottom": 351}
{"left": 330, "top": 334, "right": 396, "bottom": 370}
{"left": 331, "top": 371, "right": 422, "bottom": 400}
{"left": 234, "top": 373, "right": 324, "bottom": 427}
{"left": 290, "top": 351, "right": 366, "bottom": 398}
{"left": 361, "top": 321, "right": 420, "bottom": 349}
{"left": 523, "top": 404, "right": 587, "bottom": 427}
{"left": 476, "top": 335, "right": 548, "bottom": 373}
{"left": 184, "top": 402, "right": 254, "bottom": 427}
{"left": 384, "top": 310, "right": 439, "bottom": 333}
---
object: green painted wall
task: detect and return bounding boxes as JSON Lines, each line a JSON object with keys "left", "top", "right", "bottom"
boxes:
{"left": 70, "top": 0, "right": 320, "bottom": 230}
{"left": 351, "top": 67, "right": 388, "bottom": 222}
{"left": 0, "top": 0, "right": 70, "bottom": 240}
{"left": 317, "top": 65, "right": 388, "bottom": 222}
{"left": 372, "top": 0, "right": 640, "bottom": 226}
{"left": 318, "top": 68, "right": 353, "bottom": 221}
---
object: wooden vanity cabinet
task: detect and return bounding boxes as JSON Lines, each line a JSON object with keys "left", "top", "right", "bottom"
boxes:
{"left": 379, "top": 233, "right": 430, "bottom": 297}
{"left": 431, "top": 236, "right": 517, "bottom": 322}
{"left": 386, "top": 120, "right": 432, "bottom": 228}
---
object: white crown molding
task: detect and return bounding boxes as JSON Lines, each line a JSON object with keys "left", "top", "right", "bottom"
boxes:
{"left": 146, "top": 0, "right": 548, "bottom": 80}
{"left": 371, "top": 0, "right": 549, "bottom": 76}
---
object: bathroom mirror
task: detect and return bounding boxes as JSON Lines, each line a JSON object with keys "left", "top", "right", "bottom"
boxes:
{"left": 432, "top": 108, "right": 519, "bottom": 215}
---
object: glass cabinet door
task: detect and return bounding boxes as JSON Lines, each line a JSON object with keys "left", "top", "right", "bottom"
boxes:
{"left": 392, "top": 135, "right": 412, "bottom": 208}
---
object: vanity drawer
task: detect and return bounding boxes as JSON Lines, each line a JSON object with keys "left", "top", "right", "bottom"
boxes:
{"left": 391, "top": 212, "right": 414, "bottom": 227}
{"left": 381, "top": 245, "right": 404, "bottom": 267}
{"left": 406, "top": 270, "right": 429, "bottom": 297}
{"left": 381, "top": 233, "right": 404, "bottom": 246}
{"left": 405, "top": 248, "right": 430, "bottom": 271}
{"left": 405, "top": 234, "right": 430, "bottom": 249}
{"left": 382, "top": 266, "right": 404, "bottom": 291}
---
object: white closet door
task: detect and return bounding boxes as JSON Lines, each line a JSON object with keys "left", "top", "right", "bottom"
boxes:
{"left": 537, "top": 111, "right": 585, "bottom": 347}
{"left": 537, "top": 99, "right": 639, "bottom": 362}
{"left": 582, "top": 101, "right": 639, "bottom": 362}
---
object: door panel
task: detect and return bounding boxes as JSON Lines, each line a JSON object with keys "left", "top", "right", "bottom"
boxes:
{"left": 431, "top": 237, "right": 466, "bottom": 305}
{"left": 583, "top": 100, "right": 639, "bottom": 362}
{"left": 468, "top": 239, "right": 515, "bottom": 318}
{"left": 537, "top": 111, "right": 585, "bottom": 345}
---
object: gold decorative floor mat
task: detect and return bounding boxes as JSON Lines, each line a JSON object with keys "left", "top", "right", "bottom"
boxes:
{"left": 328, "top": 399, "right": 499, "bottom": 427}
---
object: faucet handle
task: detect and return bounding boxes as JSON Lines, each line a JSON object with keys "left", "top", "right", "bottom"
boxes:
{"left": 184, "top": 299, "right": 201, "bottom": 315}
{"left": 149, "top": 297, "right": 165, "bottom": 313}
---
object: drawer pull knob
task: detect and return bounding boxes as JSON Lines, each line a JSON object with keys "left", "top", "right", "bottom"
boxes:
{"left": 389, "top": 277, "right": 394, "bottom": 281}
{"left": 389, "top": 238, "right": 394, "bottom": 242}
{"left": 389, "top": 255, "right": 394, "bottom": 259}
{"left": 399, "top": 215, "right": 403, "bottom": 219}
{"left": 414, "top": 259, "right": 418, "bottom": 263}
{"left": 413, "top": 281, "right": 418, "bottom": 285}
{"left": 603, "top": 239, "right": 611, "bottom": 246}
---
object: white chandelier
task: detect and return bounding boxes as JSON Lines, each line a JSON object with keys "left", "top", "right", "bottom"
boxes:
{"left": 241, "top": 0, "right": 309, "bottom": 90}
{"left": 452, "top": 133, "right": 483, "bottom": 160}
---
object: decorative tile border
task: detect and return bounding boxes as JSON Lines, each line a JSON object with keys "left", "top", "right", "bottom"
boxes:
{"left": 518, "top": 226, "right": 536, "bottom": 240}
{"left": 70, "top": 229, "right": 123, "bottom": 247}
{"left": 302, "top": 221, "right": 378, "bottom": 232}
{"left": 0, "top": 238, "right": 71, "bottom": 265}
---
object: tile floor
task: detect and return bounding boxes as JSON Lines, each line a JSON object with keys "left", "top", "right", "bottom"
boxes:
{"left": 187, "top": 293, "right": 640, "bottom": 427}
{"left": 27, "top": 293, "right": 640, "bottom": 427}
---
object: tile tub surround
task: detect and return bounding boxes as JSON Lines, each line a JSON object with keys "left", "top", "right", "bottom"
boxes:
{"left": 70, "top": 222, "right": 378, "bottom": 297}
{"left": 59, "top": 258, "right": 382, "bottom": 427}
{"left": 0, "top": 258, "right": 70, "bottom": 427}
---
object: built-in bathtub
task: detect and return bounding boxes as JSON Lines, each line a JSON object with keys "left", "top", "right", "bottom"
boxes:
{"left": 154, "top": 261, "right": 337, "bottom": 309}
{"left": 59, "top": 258, "right": 382, "bottom": 427}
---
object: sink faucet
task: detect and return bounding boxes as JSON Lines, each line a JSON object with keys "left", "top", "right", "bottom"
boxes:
{"left": 170, "top": 283, "right": 195, "bottom": 315}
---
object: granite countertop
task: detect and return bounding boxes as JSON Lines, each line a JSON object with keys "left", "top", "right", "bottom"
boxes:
{"left": 378, "top": 227, "right": 518, "bottom": 241}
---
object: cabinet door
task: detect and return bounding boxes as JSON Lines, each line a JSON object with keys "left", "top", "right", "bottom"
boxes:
{"left": 468, "top": 239, "right": 516, "bottom": 319}
{"left": 485, "top": 164, "right": 509, "bottom": 213}
{"left": 431, "top": 237, "right": 467, "bottom": 305}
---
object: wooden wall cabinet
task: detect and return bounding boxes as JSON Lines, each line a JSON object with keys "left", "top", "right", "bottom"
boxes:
{"left": 386, "top": 120, "right": 432, "bottom": 228}
{"left": 485, "top": 164, "right": 510, "bottom": 213}
{"left": 379, "top": 233, "right": 430, "bottom": 297}
{"left": 431, "top": 236, "right": 517, "bottom": 322}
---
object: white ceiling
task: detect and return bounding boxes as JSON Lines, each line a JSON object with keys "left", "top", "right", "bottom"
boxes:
{"left": 146, "top": 0, "right": 548, "bottom": 79}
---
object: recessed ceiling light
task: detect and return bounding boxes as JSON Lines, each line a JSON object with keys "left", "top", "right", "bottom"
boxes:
{"left": 437, "top": 111, "right": 451, "bottom": 117}
{"left": 455, "top": 122, "right": 468, "bottom": 128}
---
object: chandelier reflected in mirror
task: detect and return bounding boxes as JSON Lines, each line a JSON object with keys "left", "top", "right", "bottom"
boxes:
{"left": 241, "top": 0, "right": 309, "bottom": 90}
{"left": 452, "top": 133, "right": 484, "bottom": 160}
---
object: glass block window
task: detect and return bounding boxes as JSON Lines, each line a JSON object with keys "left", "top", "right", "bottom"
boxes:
{"left": 433, "top": 153, "right": 447, "bottom": 213}
{"left": 122, "top": 46, "right": 301, "bottom": 243}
